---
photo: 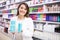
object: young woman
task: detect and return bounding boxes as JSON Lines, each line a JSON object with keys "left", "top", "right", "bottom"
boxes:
{"left": 9, "top": 3, "right": 34, "bottom": 40}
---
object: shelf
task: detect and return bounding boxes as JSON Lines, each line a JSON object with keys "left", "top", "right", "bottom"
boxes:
{"left": 33, "top": 20, "right": 60, "bottom": 24}
{"left": 6, "top": 0, "right": 30, "bottom": 6}
{"left": 0, "top": 8, "right": 17, "bottom": 11}
{"left": 29, "top": 1, "right": 60, "bottom": 7}
{"left": 29, "top": 11, "right": 60, "bottom": 14}
{"left": 0, "top": 5, "right": 5, "bottom": 7}
{"left": 33, "top": 31, "right": 60, "bottom": 40}
{"left": 0, "top": 0, "right": 7, "bottom": 3}
{"left": 0, "top": 1, "right": 30, "bottom": 7}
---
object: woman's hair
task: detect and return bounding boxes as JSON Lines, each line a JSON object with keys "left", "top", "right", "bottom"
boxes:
{"left": 16, "top": 2, "right": 29, "bottom": 17}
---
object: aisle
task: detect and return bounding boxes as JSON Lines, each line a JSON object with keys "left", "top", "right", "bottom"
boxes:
{"left": 0, "top": 32, "right": 12, "bottom": 40}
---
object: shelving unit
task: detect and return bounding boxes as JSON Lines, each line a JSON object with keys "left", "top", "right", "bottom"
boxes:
{"left": 29, "top": 11, "right": 60, "bottom": 14}
{"left": 33, "top": 20, "right": 60, "bottom": 24}
{"left": 0, "top": 0, "right": 7, "bottom": 3}
{"left": 0, "top": 0, "right": 60, "bottom": 40}
{"left": 29, "top": 0, "right": 60, "bottom": 40}
{"left": 29, "top": 0, "right": 60, "bottom": 24}
{"left": 29, "top": 1, "right": 60, "bottom": 7}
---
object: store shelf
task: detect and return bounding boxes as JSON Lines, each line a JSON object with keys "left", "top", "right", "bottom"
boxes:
{"left": 0, "top": 0, "right": 30, "bottom": 7}
{"left": 0, "top": 8, "right": 17, "bottom": 11}
{"left": 33, "top": 31, "right": 60, "bottom": 40}
{"left": 29, "top": 11, "right": 60, "bottom": 14}
{"left": 3, "top": 18, "right": 11, "bottom": 19}
{"left": 33, "top": 20, "right": 60, "bottom": 24}
{"left": 29, "top": 1, "right": 60, "bottom": 7}
{"left": 0, "top": 0, "right": 7, "bottom": 3}
{"left": 0, "top": 5, "right": 6, "bottom": 7}
{"left": 6, "top": 0, "right": 30, "bottom": 6}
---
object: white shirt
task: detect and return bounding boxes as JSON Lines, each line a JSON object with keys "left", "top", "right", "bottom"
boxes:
{"left": 9, "top": 16, "right": 34, "bottom": 37}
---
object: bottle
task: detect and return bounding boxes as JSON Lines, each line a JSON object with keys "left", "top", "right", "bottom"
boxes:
{"left": 18, "top": 23, "right": 22, "bottom": 32}
{"left": 10, "top": 20, "right": 16, "bottom": 32}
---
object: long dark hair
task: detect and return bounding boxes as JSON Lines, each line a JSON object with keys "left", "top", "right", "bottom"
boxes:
{"left": 16, "top": 3, "right": 29, "bottom": 17}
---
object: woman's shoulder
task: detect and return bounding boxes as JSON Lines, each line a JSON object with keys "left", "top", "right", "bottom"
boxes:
{"left": 25, "top": 17, "right": 33, "bottom": 21}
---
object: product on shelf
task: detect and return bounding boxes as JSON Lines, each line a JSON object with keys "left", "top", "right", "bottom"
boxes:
{"left": 15, "top": 4, "right": 19, "bottom": 8}
{"left": 2, "top": 22, "right": 5, "bottom": 27}
{"left": 53, "top": 16, "right": 58, "bottom": 22}
{"left": 11, "top": 9, "right": 17, "bottom": 14}
{"left": 40, "top": 0, "right": 44, "bottom": 3}
{"left": 32, "top": 0, "right": 39, "bottom": 4}
{"left": 49, "top": 15, "right": 53, "bottom": 21}
{"left": 0, "top": 6, "right": 5, "bottom": 9}
{"left": 29, "top": 8, "right": 33, "bottom": 12}
{"left": 2, "top": 10, "right": 6, "bottom": 13}
{"left": 58, "top": 16, "right": 60, "bottom": 22}
{"left": 42, "top": 14, "right": 46, "bottom": 21}
{"left": 6, "top": 0, "right": 10, "bottom": 5}
{"left": 29, "top": 14, "right": 37, "bottom": 20}
{"left": 37, "top": 14, "right": 40, "bottom": 20}
{"left": 15, "top": 0, "right": 20, "bottom": 3}
{"left": 40, "top": 14, "right": 43, "bottom": 21}
{"left": 45, "top": 0, "right": 53, "bottom": 3}
{"left": 8, "top": 14, "right": 15, "bottom": 19}
{"left": 32, "top": 0, "right": 44, "bottom": 4}
{"left": 38, "top": 7, "right": 44, "bottom": 12}
{"left": 2, "top": 14, "right": 8, "bottom": 18}
{"left": 46, "top": 4, "right": 60, "bottom": 12}
{"left": 30, "top": 14, "right": 60, "bottom": 22}
{"left": 10, "top": 0, "right": 15, "bottom": 4}
{"left": 33, "top": 7, "right": 38, "bottom": 12}
{"left": 46, "top": 14, "right": 59, "bottom": 22}
{"left": 7, "top": 10, "right": 11, "bottom": 13}
{"left": 44, "top": 24, "right": 59, "bottom": 33}
{"left": 35, "top": 23, "right": 44, "bottom": 31}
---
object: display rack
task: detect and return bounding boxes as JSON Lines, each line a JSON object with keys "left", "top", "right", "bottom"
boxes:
{"left": 29, "top": 0, "right": 60, "bottom": 40}
{"left": 0, "top": 0, "right": 60, "bottom": 40}
{"left": 29, "top": 0, "right": 60, "bottom": 24}
{"left": 29, "top": 11, "right": 60, "bottom": 14}
{"left": 29, "top": 1, "right": 60, "bottom": 7}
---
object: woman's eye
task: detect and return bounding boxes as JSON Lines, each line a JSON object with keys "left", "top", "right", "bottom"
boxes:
{"left": 21, "top": 7, "right": 23, "bottom": 9}
{"left": 20, "top": 7, "right": 27, "bottom": 10}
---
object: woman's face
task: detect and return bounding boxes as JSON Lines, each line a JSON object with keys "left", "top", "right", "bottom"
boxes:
{"left": 19, "top": 4, "right": 27, "bottom": 16}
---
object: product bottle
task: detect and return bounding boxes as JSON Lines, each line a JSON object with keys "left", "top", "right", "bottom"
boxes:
{"left": 10, "top": 20, "right": 16, "bottom": 32}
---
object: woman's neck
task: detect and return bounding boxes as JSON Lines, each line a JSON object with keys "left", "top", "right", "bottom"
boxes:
{"left": 18, "top": 15, "right": 25, "bottom": 20}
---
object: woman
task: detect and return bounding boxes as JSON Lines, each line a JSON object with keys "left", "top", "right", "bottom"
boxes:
{"left": 9, "top": 3, "right": 34, "bottom": 40}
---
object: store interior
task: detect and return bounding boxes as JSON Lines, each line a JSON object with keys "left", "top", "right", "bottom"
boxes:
{"left": 0, "top": 0, "right": 60, "bottom": 40}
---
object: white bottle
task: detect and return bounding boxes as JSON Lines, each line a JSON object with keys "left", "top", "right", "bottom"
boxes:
{"left": 43, "top": 23, "right": 48, "bottom": 32}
